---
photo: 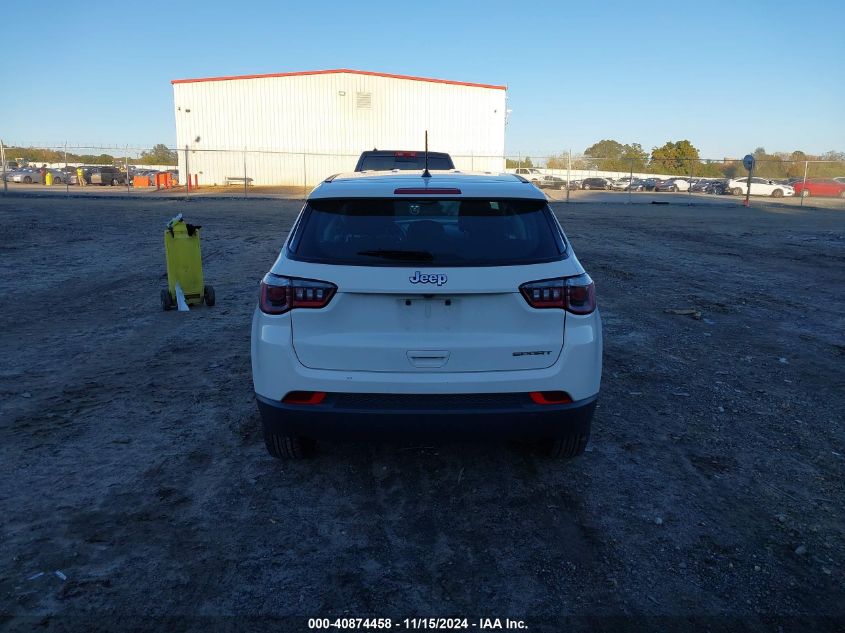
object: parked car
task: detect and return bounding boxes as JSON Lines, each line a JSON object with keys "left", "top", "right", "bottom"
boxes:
{"left": 88, "top": 166, "right": 126, "bottom": 186}
{"left": 705, "top": 179, "right": 729, "bottom": 195}
{"left": 251, "top": 171, "right": 602, "bottom": 459}
{"left": 581, "top": 177, "right": 611, "bottom": 190}
{"left": 355, "top": 150, "right": 455, "bottom": 172}
{"left": 792, "top": 179, "right": 845, "bottom": 198}
{"left": 539, "top": 175, "right": 578, "bottom": 190}
{"left": 611, "top": 178, "right": 646, "bottom": 192}
{"left": 726, "top": 177, "right": 794, "bottom": 197}
{"left": 7, "top": 168, "right": 66, "bottom": 184}
{"left": 642, "top": 177, "right": 661, "bottom": 191}
{"left": 514, "top": 167, "right": 544, "bottom": 185}
{"left": 654, "top": 178, "right": 690, "bottom": 192}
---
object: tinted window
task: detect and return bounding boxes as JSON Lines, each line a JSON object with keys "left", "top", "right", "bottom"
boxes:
{"left": 288, "top": 198, "right": 566, "bottom": 267}
{"left": 358, "top": 153, "right": 454, "bottom": 171}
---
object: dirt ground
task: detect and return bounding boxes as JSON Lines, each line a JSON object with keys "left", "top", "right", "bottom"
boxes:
{"left": 0, "top": 196, "right": 843, "bottom": 631}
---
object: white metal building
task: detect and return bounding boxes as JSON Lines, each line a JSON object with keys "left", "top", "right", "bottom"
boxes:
{"left": 171, "top": 69, "right": 507, "bottom": 187}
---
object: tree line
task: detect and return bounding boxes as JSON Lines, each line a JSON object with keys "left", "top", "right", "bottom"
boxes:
{"left": 508, "top": 140, "right": 845, "bottom": 179}
{"left": 1, "top": 144, "right": 178, "bottom": 166}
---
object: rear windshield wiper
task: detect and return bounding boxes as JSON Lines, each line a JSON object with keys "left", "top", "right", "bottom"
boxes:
{"left": 356, "top": 249, "right": 435, "bottom": 261}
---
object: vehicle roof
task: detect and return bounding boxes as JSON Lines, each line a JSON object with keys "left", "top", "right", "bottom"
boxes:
{"left": 359, "top": 150, "right": 451, "bottom": 155}
{"left": 309, "top": 171, "right": 547, "bottom": 200}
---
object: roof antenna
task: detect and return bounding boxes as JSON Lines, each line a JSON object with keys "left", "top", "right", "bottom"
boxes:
{"left": 422, "top": 130, "right": 431, "bottom": 178}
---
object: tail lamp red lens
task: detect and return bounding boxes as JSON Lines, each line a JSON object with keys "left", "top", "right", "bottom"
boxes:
{"left": 282, "top": 391, "right": 326, "bottom": 405}
{"left": 529, "top": 391, "right": 573, "bottom": 405}
{"left": 519, "top": 274, "right": 596, "bottom": 314}
{"left": 259, "top": 274, "right": 337, "bottom": 315}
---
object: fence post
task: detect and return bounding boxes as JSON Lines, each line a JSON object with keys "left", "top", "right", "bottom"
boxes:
{"left": 1, "top": 139, "right": 6, "bottom": 196}
{"left": 566, "top": 149, "right": 571, "bottom": 204}
{"left": 688, "top": 160, "right": 694, "bottom": 205}
{"left": 125, "top": 145, "right": 130, "bottom": 194}
{"left": 800, "top": 160, "right": 808, "bottom": 207}
{"left": 64, "top": 142, "right": 69, "bottom": 197}
{"left": 628, "top": 158, "right": 634, "bottom": 204}
{"left": 184, "top": 145, "right": 190, "bottom": 201}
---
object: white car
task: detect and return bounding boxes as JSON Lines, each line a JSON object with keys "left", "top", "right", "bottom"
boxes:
{"left": 251, "top": 171, "right": 603, "bottom": 459}
{"left": 514, "top": 167, "right": 544, "bottom": 185}
{"left": 726, "top": 177, "right": 795, "bottom": 197}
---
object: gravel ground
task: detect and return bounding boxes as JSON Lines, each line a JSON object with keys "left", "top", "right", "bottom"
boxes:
{"left": 0, "top": 196, "right": 843, "bottom": 632}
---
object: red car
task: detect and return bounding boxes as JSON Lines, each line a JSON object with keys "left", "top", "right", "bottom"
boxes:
{"left": 792, "top": 179, "right": 845, "bottom": 198}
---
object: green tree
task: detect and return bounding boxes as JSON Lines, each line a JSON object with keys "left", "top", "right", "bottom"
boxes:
{"left": 138, "top": 144, "right": 178, "bottom": 165}
{"left": 583, "top": 139, "right": 648, "bottom": 171}
{"left": 650, "top": 140, "right": 701, "bottom": 175}
{"left": 505, "top": 156, "right": 534, "bottom": 168}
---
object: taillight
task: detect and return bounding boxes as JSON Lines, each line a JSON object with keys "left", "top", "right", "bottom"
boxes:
{"left": 520, "top": 274, "right": 596, "bottom": 314}
{"left": 259, "top": 274, "right": 337, "bottom": 315}
{"left": 282, "top": 391, "right": 326, "bottom": 405}
{"left": 529, "top": 391, "right": 573, "bottom": 405}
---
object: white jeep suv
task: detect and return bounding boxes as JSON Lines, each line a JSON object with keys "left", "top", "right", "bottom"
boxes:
{"left": 251, "top": 171, "right": 602, "bottom": 459}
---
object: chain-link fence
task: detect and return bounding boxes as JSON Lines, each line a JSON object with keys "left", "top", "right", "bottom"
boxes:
{"left": 2, "top": 141, "right": 843, "bottom": 207}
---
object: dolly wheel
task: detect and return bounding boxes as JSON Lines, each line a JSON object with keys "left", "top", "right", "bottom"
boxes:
{"left": 203, "top": 284, "right": 216, "bottom": 307}
{"left": 160, "top": 288, "right": 173, "bottom": 311}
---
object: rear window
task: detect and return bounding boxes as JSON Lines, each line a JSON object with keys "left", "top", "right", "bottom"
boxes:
{"left": 357, "top": 153, "right": 454, "bottom": 171}
{"left": 288, "top": 198, "right": 567, "bottom": 267}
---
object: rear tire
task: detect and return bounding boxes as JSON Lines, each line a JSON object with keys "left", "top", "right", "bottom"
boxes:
{"left": 542, "top": 433, "right": 590, "bottom": 458}
{"left": 583, "top": 184, "right": 591, "bottom": 190}
{"left": 264, "top": 432, "right": 316, "bottom": 459}
{"left": 24, "top": 176, "right": 32, "bottom": 184}
{"left": 772, "top": 189, "right": 783, "bottom": 198}
{"left": 731, "top": 187, "right": 743, "bottom": 196}
{"left": 203, "top": 284, "right": 215, "bottom": 306}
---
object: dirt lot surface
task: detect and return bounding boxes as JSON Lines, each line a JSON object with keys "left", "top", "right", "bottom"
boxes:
{"left": 1, "top": 196, "right": 843, "bottom": 631}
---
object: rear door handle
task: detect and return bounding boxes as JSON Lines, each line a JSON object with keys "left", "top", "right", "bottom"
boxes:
{"left": 407, "top": 350, "right": 450, "bottom": 368}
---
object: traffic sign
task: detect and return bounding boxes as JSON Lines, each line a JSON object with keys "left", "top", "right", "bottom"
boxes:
{"left": 743, "top": 154, "right": 755, "bottom": 172}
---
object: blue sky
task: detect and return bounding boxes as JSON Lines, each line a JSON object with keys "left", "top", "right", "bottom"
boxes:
{"left": 3, "top": 0, "right": 842, "bottom": 159}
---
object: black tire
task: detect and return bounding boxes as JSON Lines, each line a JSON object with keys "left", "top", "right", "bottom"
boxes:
{"left": 111, "top": 178, "right": 118, "bottom": 186}
{"left": 161, "top": 288, "right": 173, "bottom": 311}
{"left": 23, "top": 176, "right": 32, "bottom": 184}
{"left": 731, "top": 187, "right": 743, "bottom": 196}
{"left": 203, "top": 284, "right": 215, "bottom": 307}
{"left": 771, "top": 189, "right": 783, "bottom": 198}
{"left": 583, "top": 184, "right": 591, "bottom": 190}
{"left": 542, "top": 433, "right": 590, "bottom": 458}
{"left": 264, "top": 432, "right": 316, "bottom": 459}
{"left": 801, "top": 189, "right": 811, "bottom": 198}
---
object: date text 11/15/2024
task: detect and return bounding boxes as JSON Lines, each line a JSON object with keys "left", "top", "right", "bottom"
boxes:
{"left": 307, "top": 618, "right": 528, "bottom": 630}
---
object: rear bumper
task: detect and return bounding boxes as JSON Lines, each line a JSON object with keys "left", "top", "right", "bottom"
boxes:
{"left": 256, "top": 392, "right": 597, "bottom": 441}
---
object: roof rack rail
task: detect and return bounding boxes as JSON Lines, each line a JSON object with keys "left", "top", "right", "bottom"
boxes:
{"left": 323, "top": 173, "right": 340, "bottom": 183}
{"left": 513, "top": 174, "right": 530, "bottom": 183}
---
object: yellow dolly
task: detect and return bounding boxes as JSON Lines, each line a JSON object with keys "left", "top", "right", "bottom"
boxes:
{"left": 160, "top": 214, "right": 215, "bottom": 310}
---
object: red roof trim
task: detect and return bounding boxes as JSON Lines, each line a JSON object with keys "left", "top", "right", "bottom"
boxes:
{"left": 171, "top": 68, "right": 506, "bottom": 91}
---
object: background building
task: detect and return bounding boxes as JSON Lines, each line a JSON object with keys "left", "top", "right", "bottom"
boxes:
{"left": 171, "top": 69, "right": 507, "bottom": 187}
